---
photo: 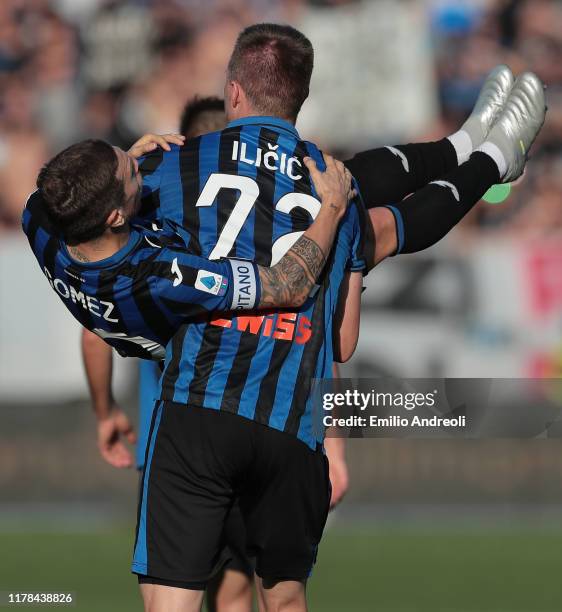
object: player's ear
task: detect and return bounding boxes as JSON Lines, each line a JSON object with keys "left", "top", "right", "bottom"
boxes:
{"left": 105, "top": 208, "right": 126, "bottom": 229}
{"left": 229, "top": 81, "right": 243, "bottom": 110}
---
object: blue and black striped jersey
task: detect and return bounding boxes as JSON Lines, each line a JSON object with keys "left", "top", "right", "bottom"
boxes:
{"left": 139, "top": 116, "right": 366, "bottom": 448}
{"left": 22, "top": 190, "right": 261, "bottom": 361}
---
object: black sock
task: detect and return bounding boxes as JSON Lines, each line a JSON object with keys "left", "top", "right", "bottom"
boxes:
{"left": 383, "top": 152, "right": 500, "bottom": 255}
{"left": 344, "top": 138, "right": 458, "bottom": 208}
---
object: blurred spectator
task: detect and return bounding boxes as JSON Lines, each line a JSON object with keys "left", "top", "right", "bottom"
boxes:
{"left": 81, "top": 0, "right": 154, "bottom": 90}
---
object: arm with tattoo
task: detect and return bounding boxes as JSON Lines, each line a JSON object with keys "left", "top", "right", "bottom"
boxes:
{"left": 259, "top": 236, "right": 326, "bottom": 308}
{"left": 257, "top": 154, "right": 355, "bottom": 309}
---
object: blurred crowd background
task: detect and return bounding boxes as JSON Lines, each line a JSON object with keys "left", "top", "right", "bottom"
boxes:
{"left": 2, "top": 2, "right": 562, "bottom": 610}
{"left": 1, "top": 0, "right": 561, "bottom": 233}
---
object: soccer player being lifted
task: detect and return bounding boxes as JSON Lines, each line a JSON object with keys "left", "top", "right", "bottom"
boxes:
{"left": 23, "top": 137, "right": 358, "bottom": 358}
{"left": 126, "top": 24, "right": 545, "bottom": 612}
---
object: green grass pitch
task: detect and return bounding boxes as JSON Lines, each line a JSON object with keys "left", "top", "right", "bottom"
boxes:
{"left": 1, "top": 526, "right": 562, "bottom": 611}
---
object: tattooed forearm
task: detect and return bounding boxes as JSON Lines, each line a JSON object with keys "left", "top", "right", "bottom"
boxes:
{"left": 258, "top": 236, "right": 326, "bottom": 308}
{"left": 289, "top": 236, "right": 326, "bottom": 281}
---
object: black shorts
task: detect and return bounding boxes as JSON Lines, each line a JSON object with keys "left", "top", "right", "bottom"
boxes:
{"left": 132, "top": 402, "right": 331, "bottom": 586}
{"left": 136, "top": 470, "right": 253, "bottom": 588}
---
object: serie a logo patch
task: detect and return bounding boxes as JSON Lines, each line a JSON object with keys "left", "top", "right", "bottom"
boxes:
{"left": 195, "top": 270, "right": 228, "bottom": 296}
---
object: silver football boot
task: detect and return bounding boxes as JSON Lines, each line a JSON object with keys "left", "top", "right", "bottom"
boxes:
{"left": 461, "top": 64, "right": 514, "bottom": 148}
{"left": 483, "top": 72, "right": 547, "bottom": 182}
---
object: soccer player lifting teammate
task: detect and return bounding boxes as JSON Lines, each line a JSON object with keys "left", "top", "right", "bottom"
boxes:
{"left": 82, "top": 94, "right": 358, "bottom": 612}
{"left": 23, "top": 23, "right": 546, "bottom": 612}
{"left": 24, "top": 100, "right": 354, "bottom": 612}
{"left": 127, "top": 25, "right": 545, "bottom": 612}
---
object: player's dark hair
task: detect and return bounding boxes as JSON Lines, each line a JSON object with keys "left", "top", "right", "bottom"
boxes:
{"left": 227, "top": 23, "right": 314, "bottom": 121}
{"left": 36, "top": 139, "right": 125, "bottom": 245}
{"left": 180, "top": 96, "right": 226, "bottom": 138}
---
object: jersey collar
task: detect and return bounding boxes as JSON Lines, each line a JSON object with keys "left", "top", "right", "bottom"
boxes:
{"left": 227, "top": 116, "right": 300, "bottom": 139}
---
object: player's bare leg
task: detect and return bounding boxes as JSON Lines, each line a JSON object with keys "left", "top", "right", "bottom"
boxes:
{"left": 255, "top": 576, "right": 307, "bottom": 612}
{"left": 144, "top": 585, "right": 204, "bottom": 612}
{"left": 206, "top": 568, "right": 253, "bottom": 612}
{"left": 139, "top": 583, "right": 154, "bottom": 612}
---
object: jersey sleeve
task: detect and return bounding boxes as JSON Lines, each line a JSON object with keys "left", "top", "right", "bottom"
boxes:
{"left": 22, "top": 190, "right": 53, "bottom": 233}
{"left": 137, "top": 147, "right": 166, "bottom": 221}
{"left": 303, "top": 143, "right": 367, "bottom": 273}
{"left": 150, "top": 249, "right": 262, "bottom": 314}
{"left": 137, "top": 144, "right": 187, "bottom": 225}
{"left": 21, "top": 190, "right": 59, "bottom": 268}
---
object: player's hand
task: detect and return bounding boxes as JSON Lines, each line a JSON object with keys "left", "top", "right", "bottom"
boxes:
{"left": 304, "top": 153, "right": 357, "bottom": 221}
{"left": 128, "top": 133, "right": 186, "bottom": 158}
{"left": 328, "top": 455, "right": 349, "bottom": 510}
{"left": 96, "top": 407, "right": 137, "bottom": 469}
